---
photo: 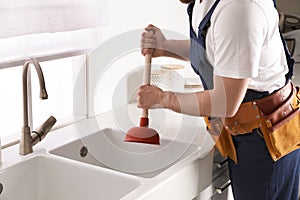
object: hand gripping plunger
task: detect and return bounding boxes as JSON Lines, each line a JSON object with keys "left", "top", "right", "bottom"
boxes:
{"left": 124, "top": 53, "right": 160, "bottom": 145}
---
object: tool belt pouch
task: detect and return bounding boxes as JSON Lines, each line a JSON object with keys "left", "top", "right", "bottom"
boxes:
{"left": 257, "top": 83, "right": 300, "bottom": 161}
{"left": 204, "top": 117, "right": 238, "bottom": 162}
{"left": 204, "top": 82, "right": 300, "bottom": 163}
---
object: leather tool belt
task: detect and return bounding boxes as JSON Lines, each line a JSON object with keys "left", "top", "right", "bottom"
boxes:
{"left": 205, "top": 81, "right": 300, "bottom": 163}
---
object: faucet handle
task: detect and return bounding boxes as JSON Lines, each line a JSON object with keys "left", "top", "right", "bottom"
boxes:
{"left": 31, "top": 116, "right": 57, "bottom": 146}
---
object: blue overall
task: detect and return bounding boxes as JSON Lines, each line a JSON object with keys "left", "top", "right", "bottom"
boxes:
{"left": 187, "top": 1, "right": 300, "bottom": 200}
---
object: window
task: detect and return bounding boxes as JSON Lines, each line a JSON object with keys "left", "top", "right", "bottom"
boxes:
{"left": 0, "top": 67, "right": 23, "bottom": 138}
{"left": 31, "top": 56, "right": 86, "bottom": 128}
{"left": 0, "top": 1, "right": 109, "bottom": 145}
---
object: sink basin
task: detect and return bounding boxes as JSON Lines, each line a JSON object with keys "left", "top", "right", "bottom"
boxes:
{"left": 50, "top": 128, "right": 200, "bottom": 178}
{"left": 0, "top": 155, "right": 141, "bottom": 200}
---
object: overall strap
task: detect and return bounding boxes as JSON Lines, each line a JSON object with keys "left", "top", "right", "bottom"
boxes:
{"left": 187, "top": 1, "right": 221, "bottom": 90}
{"left": 198, "top": 0, "right": 220, "bottom": 49}
{"left": 272, "top": 0, "right": 295, "bottom": 82}
{"left": 187, "top": 0, "right": 220, "bottom": 49}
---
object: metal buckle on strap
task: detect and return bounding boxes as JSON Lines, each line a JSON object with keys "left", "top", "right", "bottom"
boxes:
{"left": 257, "top": 129, "right": 264, "bottom": 138}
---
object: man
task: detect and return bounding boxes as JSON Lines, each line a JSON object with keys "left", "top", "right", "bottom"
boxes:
{"left": 138, "top": 0, "right": 300, "bottom": 199}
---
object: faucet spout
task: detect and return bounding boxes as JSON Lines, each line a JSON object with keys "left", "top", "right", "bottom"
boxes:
{"left": 20, "top": 58, "right": 55, "bottom": 155}
{"left": 22, "top": 58, "right": 48, "bottom": 127}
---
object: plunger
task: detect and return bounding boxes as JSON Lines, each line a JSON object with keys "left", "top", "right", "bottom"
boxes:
{"left": 124, "top": 53, "right": 160, "bottom": 145}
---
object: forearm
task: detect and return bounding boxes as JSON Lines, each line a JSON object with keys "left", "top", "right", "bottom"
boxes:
{"left": 138, "top": 76, "right": 248, "bottom": 118}
{"left": 162, "top": 40, "right": 190, "bottom": 61}
{"left": 161, "top": 90, "right": 218, "bottom": 117}
{"left": 159, "top": 77, "right": 249, "bottom": 118}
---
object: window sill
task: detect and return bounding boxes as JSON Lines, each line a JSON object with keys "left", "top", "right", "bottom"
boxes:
{"left": 0, "top": 49, "right": 88, "bottom": 70}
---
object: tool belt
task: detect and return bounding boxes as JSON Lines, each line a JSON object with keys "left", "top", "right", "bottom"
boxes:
{"left": 205, "top": 81, "right": 300, "bottom": 163}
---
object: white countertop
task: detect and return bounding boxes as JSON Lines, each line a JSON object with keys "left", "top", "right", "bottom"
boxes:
{"left": 0, "top": 104, "right": 215, "bottom": 199}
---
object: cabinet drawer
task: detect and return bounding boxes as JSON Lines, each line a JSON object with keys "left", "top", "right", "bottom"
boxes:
{"left": 212, "top": 171, "right": 231, "bottom": 200}
{"left": 213, "top": 149, "right": 228, "bottom": 180}
{"left": 193, "top": 170, "right": 231, "bottom": 200}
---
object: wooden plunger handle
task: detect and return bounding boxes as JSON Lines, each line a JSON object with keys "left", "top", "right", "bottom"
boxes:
{"left": 141, "top": 53, "right": 152, "bottom": 120}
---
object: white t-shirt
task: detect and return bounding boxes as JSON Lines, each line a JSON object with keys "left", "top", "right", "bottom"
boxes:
{"left": 192, "top": 0, "right": 289, "bottom": 93}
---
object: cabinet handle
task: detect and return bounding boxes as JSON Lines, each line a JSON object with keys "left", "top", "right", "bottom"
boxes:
{"left": 215, "top": 180, "right": 231, "bottom": 194}
{"left": 214, "top": 159, "right": 227, "bottom": 168}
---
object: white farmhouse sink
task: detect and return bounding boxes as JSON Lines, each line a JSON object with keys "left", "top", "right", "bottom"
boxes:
{"left": 50, "top": 128, "right": 200, "bottom": 178}
{"left": 0, "top": 155, "right": 141, "bottom": 200}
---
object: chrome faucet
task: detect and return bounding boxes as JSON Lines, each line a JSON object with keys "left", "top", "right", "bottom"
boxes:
{"left": 20, "top": 58, "right": 57, "bottom": 155}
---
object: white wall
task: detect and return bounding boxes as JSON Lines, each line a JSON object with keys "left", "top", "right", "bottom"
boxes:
{"left": 105, "top": 0, "right": 189, "bottom": 38}
{"left": 89, "top": 0, "right": 192, "bottom": 115}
